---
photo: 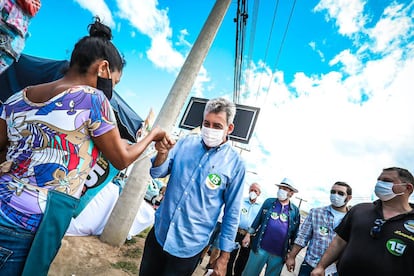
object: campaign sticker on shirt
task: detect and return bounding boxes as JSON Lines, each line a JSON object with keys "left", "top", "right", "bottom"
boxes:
{"left": 319, "top": 226, "right": 329, "bottom": 236}
{"left": 386, "top": 238, "right": 406, "bottom": 256}
{"left": 271, "top": 212, "right": 279, "bottom": 220}
{"left": 280, "top": 213, "right": 288, "bottom": 222}
{"left": 205, "top": 173, "right": 221, "bottom": 190}
{"left": 241, "top": 208, "right": 248, "bottom": 215}
{"left": 404, "top": 220, "right": 414, "bottom": 233}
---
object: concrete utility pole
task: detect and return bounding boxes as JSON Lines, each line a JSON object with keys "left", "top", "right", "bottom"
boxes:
{"left": 100, "top": 0, "right": 233, "bottom": 246}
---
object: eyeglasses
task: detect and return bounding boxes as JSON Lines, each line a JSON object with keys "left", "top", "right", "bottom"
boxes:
{"left": 330, "top": 190, "right": 346, "bottom": 196}
{"left": 370, "top": 218, "right": 386, "bottom": 239}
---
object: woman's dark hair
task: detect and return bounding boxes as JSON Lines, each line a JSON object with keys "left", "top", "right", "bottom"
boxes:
{"left": 69, "top": 16, "right": 125, "bottom": 74}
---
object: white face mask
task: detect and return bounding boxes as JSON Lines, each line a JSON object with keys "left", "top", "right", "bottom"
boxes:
{"left": 249, "top": 191, "right": 258, "bottom": 200}
{"left": 330, "top": 194, "right": 346, "bottom": 207}
{"left": 277, "top": 189, "right": 288, "bottom": 201}
{"left": 201, "top": 126, "right": 225, "bottom": 148}
{"left": 374, "top": 180, "right": 406, "bottom": 201}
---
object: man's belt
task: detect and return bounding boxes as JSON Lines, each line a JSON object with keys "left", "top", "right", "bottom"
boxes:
{"left": 237, "top": 227, "right": 248, "bottom": 236}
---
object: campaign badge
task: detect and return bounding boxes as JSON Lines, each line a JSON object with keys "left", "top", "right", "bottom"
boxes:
{"left": 205, "top": 173, "right": 221, "bottom": 190}
{"left": 404, "top": 220, "right": 414, "bottom": 233}
{"left": 241, "top": 208, "right": 248, "bottom": 215}
{"left": 271, "top": 212, "right": 279, "bottom": 220}
{"left": 319, "top": 226, "right": 329, "bottom": 236}
{"left": 386, "top": 238, "right": 406, "bottom": 256}
{"left": 280, "top": 213, "right": 288, "bottom": 222}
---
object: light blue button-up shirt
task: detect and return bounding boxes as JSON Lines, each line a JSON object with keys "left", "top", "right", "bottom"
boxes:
{"left": 238, "top": 198, "right": 262, "bottom": 230}
{"left": 150, "top": 134, "right": 246, "bottom": 258}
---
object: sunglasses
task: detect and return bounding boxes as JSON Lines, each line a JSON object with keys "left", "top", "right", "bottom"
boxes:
{"left": 370, "top": 218, "right": 386, "bottom": 239}
{"left": 330, "top": 190, "right": 346, "bottom": 196}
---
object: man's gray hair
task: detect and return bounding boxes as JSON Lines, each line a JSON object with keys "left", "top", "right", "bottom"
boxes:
{"left": 204, "top": 97, "right": 236, "bottom": 125}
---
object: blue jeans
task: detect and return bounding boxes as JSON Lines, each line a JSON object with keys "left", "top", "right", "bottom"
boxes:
{"left": 299, "top": 261, "right": 338, "bottom": 276}
{"left": 0, "top": 215, "right": 35, "bottom": 275}
{"left": 298, "top": 261, "right": 314, "bottom": 276}
{"left": 242, "top": 247, "right": 284, "bottom": 276}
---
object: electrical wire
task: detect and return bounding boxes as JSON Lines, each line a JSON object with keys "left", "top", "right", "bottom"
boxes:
{"left": 233, "top": 0, "right": 248, "bottom": 104}
{"left": 243, "top": 0, "right": 260, "bottom": 99}
{"left": 252, "top": 0, "right": 280, "bottom": 102}
{"left": 262, "top": 0, "right": 298, "bottom": 103}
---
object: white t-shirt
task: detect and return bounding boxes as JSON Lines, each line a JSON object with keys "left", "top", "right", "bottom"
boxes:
{"left": 66, "top": 182, "right": 155, "bottom": 239}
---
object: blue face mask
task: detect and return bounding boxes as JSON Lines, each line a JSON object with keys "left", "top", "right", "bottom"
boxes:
{"left": 330, "top": 193, "right": 346, "bottom": 207}
{"left": 277, "top": 189, "right": 288, "bottom": 201}
{"left": 374, "top": 181, "right": 406, "bottom": 201}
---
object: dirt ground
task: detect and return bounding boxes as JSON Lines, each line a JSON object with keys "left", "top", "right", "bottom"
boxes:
{"left": 49, "top": 234, "right": 301, "bottom": 276}
{"left": 49, "top": 234, "right": 208, "bottom": 276}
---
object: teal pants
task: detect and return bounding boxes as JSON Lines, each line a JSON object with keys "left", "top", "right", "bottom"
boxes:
{"left": 22, "top": 190, "right": 79, "bottom": 276}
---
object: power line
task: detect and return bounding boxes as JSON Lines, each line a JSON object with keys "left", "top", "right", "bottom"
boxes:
{"left": 243, "top": 0, "right": 260, "bottom": 99}
{"left": 233, "top": 0, "right": 248, "bottom": 103}
{"left": 234, "top": 0, "right": 299, "bottom": 105}
{"left": 253, "top": 0, "right": 280, "bottom": 102}
{"left": 263, "top": 0, "right": 298, "bottom": 103}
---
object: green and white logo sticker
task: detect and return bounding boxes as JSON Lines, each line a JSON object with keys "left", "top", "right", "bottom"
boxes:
{"left": 386, "top": 238, "right": 406, "bottom": 256}
{"left": 271, "top": 212, "right": 279, "bottom": 220}
{"left": 319, "top": 226, "right": 329, "bottom": 236}
{"left": 280, "top": 213, "right": 288, "bottom": 222}
{"left": 205, "top": 173, "right": 221, "bottom": 190}
{"left": 404, "top": 220, "right": 414, "bottom": 233}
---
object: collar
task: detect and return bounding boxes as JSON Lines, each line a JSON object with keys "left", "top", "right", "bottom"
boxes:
{"left": 275, "top": 198, "right": 291, "bottom": 209}
{"left": 244, "top": 197, "right": 261, "bottom": 205}
{"left": 374, "top": 199, "right": 414, "bottom": 220}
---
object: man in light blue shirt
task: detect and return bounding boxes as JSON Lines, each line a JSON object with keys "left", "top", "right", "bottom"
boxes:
{"left": 139, "top": 97, "right": 246, "bottom": 276}
{"left": 226, "top": 182, "right": 262, "bottom": 276}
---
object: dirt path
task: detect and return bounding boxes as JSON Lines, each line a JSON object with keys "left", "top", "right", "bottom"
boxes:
{"left": 49, "top": 235, "right": 302, "bottom": 275}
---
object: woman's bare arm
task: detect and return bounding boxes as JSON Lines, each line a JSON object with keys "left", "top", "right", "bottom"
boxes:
{"left": 92, "top": 126, "right": 166, "bottom": 170}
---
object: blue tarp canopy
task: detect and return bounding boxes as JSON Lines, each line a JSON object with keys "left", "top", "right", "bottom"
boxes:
{"left": 0, "top": 54, "right": 143, "bottom": 142}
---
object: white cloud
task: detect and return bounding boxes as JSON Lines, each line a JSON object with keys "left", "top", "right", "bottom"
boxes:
{"left": 329, "top": 49, "right": 362, "bottom": 75}
{"left": 309, "top": 41, "right": 326, "bottom": 62}
{"left": 240, "top": 1, "right": 414, "bottom": 211}
{"left": 177, "top": 29, "right": 192, "bottom": 48}
{"left": 147, "top": 35, "right": 185, "bottom": 72}
{"left": 115, "top": 0, "right": 209, "bottom": 95}
{"left": 367, "top": 2, "right": 413, "bottom": 53}
{"left": 314, "top": 0, "right": 367, "bottom": 37}
{"left": 115, "top": 0, "right": 183, "bottom": 70}
{"left": 74, "top": 0, "right": 115, "bottom": 27}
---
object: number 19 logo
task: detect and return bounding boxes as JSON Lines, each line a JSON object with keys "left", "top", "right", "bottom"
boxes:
{"left": 386, "top": 238, "right": 406, "bottom": 256}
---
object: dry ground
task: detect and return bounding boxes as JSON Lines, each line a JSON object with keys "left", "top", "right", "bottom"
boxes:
{"left": 49, "top": 231, "right": 302, "bottom": 276}
{"left": 49, "top": 231, "right": 208, "bottom": 276}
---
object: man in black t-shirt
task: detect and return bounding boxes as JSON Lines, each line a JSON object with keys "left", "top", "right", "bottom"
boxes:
{"left": 311, "top": 167, "right": 414, "bottom": 276}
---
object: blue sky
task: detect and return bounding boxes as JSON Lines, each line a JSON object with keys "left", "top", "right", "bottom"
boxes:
{"left": 23, "top": 0, "right": 414, "bottom": 210}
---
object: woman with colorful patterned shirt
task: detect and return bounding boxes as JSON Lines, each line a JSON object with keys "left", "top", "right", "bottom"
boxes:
{"left": 0, "top": 17, "right": 165, "bottom": 275}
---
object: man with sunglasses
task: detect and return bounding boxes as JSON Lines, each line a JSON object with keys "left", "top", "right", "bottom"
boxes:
{"left": 311, "top": 167, "right": 414, "bottom": 276}
{"left": 285, "top": 181, "right": 352, "bottom": 276}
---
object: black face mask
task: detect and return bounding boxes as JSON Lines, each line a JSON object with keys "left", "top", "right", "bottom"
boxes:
{"left": 97, "top": 76, "right": 113, "bottom": 100}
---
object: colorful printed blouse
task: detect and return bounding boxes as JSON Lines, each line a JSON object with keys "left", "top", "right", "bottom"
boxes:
{"left": 0, "top": 86, "right": 116, "bottom": 231}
